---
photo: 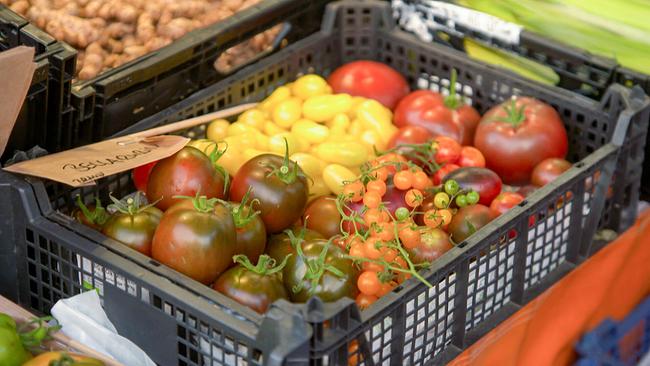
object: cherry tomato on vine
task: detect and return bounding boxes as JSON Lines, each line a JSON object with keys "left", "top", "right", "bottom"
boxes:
{"left": 433, "top": 163, "right": 460, "bottom": 185}
{"left": 366, "top": 179, "right": 387, "bottom": 196}
{"left": 357, "top": 271, "right": 382, "bottom": 296}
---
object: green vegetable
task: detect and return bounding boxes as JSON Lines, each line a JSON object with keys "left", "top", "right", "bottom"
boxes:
{"left": 457, "top": 0, "right": 650, "bottom": 74}
{"left": 0, "top": 313, "right": 61, "bottom": 366}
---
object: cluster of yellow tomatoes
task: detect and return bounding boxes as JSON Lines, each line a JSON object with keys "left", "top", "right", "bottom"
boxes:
{"left": 191, "top": 74, "right": 398, "bottom": 199}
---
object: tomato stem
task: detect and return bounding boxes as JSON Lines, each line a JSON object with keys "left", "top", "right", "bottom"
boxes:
{"left": 499, "top": 98, "right": 527, "bottom": 127}
{"left": 444, "top": 69, "right": 461, "bottom": 110}
{"left": 75, "top": 195, "right": 110, "bottom": 226}
{"left": 266, "top": 138, "right": 303, "bottom": 185}
{"left": 286, "top": 227, "right": 344, "bottom": 296}
{"left": 233, "top": 254, "right": 289, "bottom": 276}
{"left": 174, "top": 191, "right": 219, "bottom": 213}
{"left": 228, "top": 187, "right": 261, "bottom": 228}
{"left": 18, "top": 316, "right": 61, "bottom": 351}
{"left": 203, "top": 141, "right": 230, "bottom": 195}
{"left": 108, "top": 192, "right": 159, "bottom": 216}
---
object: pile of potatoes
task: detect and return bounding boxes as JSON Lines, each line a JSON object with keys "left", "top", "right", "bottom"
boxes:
{"left": 1, "top": 0, "right": 279, "bottom": 79}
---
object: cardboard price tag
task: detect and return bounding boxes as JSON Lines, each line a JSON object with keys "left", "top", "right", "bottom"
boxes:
{"left": 4, "top": 135, "right": 190, "bottom": 186}
{"left": 0, "top": 46, "right": 37, "bottom": 156}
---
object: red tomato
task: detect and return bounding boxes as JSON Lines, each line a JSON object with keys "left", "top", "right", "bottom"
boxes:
{"left": 432, "top": 163, "right": 460, "bottom": 185}
{"left": 394, "top": 90, "right": 480, "bottom": 145}
{"left": 132, "top": 161, "right": 157, "bottom": 192}
{"left": 489, "top": 192, "right": 525, "bottom": 217}
{"left": 303, "top": 195, "right": 342, "bottom": 239}
{"left": 387, "top": 125, "right": 433, "bottom": 149}
{"left": 433, "top": 136, "right": 461, "bottom": 164}
{"left": 443, "top": 167, "right": 502, "bottom": 206}
{"left": 458, "top": 146, "right": 485, "bottom": 168}
{"left": 531, "top": 158, "right": 572, "bottom": 187}
{"left": 327, "top": 61, "right": 409, "bottom": 110}
{"left": 474, "top": 97, "right": 569, "bottom": 184}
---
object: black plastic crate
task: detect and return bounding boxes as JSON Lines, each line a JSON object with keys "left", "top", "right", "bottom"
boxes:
{"left": 2, "top": 2, "right": 650, "bottom": 365}
{"left": 0, "top": 5, "right": 76, "bottom": 160}
{"left": 392, "top": 0, "right": 650, "bottom": 200}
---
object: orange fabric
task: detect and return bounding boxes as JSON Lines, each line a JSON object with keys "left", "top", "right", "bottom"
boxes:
{"left": 449, "top": 209, "right": 650, "bottom": 366}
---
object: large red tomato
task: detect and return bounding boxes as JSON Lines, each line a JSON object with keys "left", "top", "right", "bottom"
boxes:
{"left": 394, "top": 90, "right": 480, "bottom": 145}
{"left": 474, "top": 97, "right": 569, "bottom": 185}
{"left": 327, "top": 61, "right": 409, "bottom": 110}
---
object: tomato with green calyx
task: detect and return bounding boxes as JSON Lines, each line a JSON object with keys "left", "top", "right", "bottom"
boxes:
{"left": 213, "top": 254, "right": 289, "bottom": 313}
{"left": 147, "top": 146, "right": 227, "bottom": 211}
{"left": 23, "top": 352, "right": 104, "bottom": 366}
{"left": 152, "top": 195, "right": 236, "bottom": 284}
{"left": 102, "top": 192, "right": 162, "bottom": 256}
{"left": 265, "top": 227, "right": 324, "bottom": 265}
{"left": 73, "top": 195, "right": 110, "bottom": 230}
{"left": 406, "top": 227, "right": 453, "bottom": 264}
{"left": 230, "top": 140, "right": 309, "bottom": 234}
{"left": 0, "top": 315, "right": 61, "bottom": 366}
{"left": 223, "top": 189, "right": 266, "bottom": 264}
{"left": 328, "top": 61, "right": 409, "bottom": 110}
{"left": 448, "top": 204, "right": 493, "bottom": 243}
{"left": 474, "top": 97, "right": 568, "bottom": 184}
{"left": 394, "top": 70, "right": 480, "bottom": 145}
{"left": 283, "top": 232, "right": 359, "bottom": 302}
{"left": 303, "top": 195, "right": 342, "bottom": 239}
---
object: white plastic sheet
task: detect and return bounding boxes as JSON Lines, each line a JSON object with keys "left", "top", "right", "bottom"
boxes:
{"left": 51, "top": 291, "right": 156, "bottom": 366}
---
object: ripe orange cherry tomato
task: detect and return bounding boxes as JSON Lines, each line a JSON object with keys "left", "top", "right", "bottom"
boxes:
{"left": 393, "top": 170, "right": 414, "bottom": 190}
{"left": 363, "top": 238, "right": 382, "bottom": 260}
{"left": 405, "top": 189, "right": 424, "bottom": 208}
{"left": 357, "top": 271, "right": 382, "bottom": 296}
{"left": 370, "top": 222, "right": 394, "bottom": 241}
{"left": 362, "top": 261, "right": 385, "bottom": 272}
{"left": 362, "top": 191, "right": 382, "bottom": 209}
{"left": 399, "top": 226, "right": 421, "bottom": 249}
{"left": 412, "top": 170, "right": 432, "bottom": 190}
{"left": 366, "top": 179, "right": 387, "bottom": 196}
{"left": 356, "top": 293, "right": 378, "bottom": 310}
{"left": 371, "top": 167, "right": 389, "bottom": 181}
{"left": 349, "top": 243, "right": 365, "bottom": 258}
{"left": 423, "top": 209, "right": 452, "bottom": 229}
{"left": 343, "top": 181, "right": 365, "bottom": 202}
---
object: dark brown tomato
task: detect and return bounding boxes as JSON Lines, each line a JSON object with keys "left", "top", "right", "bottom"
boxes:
{"left": 406, "top": 227, "right": 453, "bottom": 264}
{"left": 230, "top": 154, "right": 309, "bottom": 233}
{"left": 151, "top": 199, "right": 236, "bottom": 284}
{"left": 213, "top": 259, "right": 287, "bottom": 314}
{"left": 531, "top": 158, "right": 572, "bottom": 187}
{"left": 146, "top": 146, "right": 225, "bottom": 211}
{"left": 303, "top": 195, "right": 342, "bottom": 239}
{"left": 447, "top": 204, "right": 493, "bottom": 243}
{"left": 443, "top": 167, "right": 503, "bottom": 206}
{"left": 265, "top": 228, "right": 324, "bottom": 264}
{"left": 283, "top": 239, "right": 359, "bottom": 302}
{"left": 232, "top": 205, "right": 267, "bottom": 264}
{"left": 102, "top": 206, "right": 162, "bottom": 256}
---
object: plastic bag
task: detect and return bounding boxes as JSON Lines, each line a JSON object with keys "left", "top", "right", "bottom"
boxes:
{"left": 51, "top": 291, "right": 156, "bottom": 366}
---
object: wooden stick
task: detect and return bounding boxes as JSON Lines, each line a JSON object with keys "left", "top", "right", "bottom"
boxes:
{"left": 131, "top": 102, "right": 258, "bottom": 138}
